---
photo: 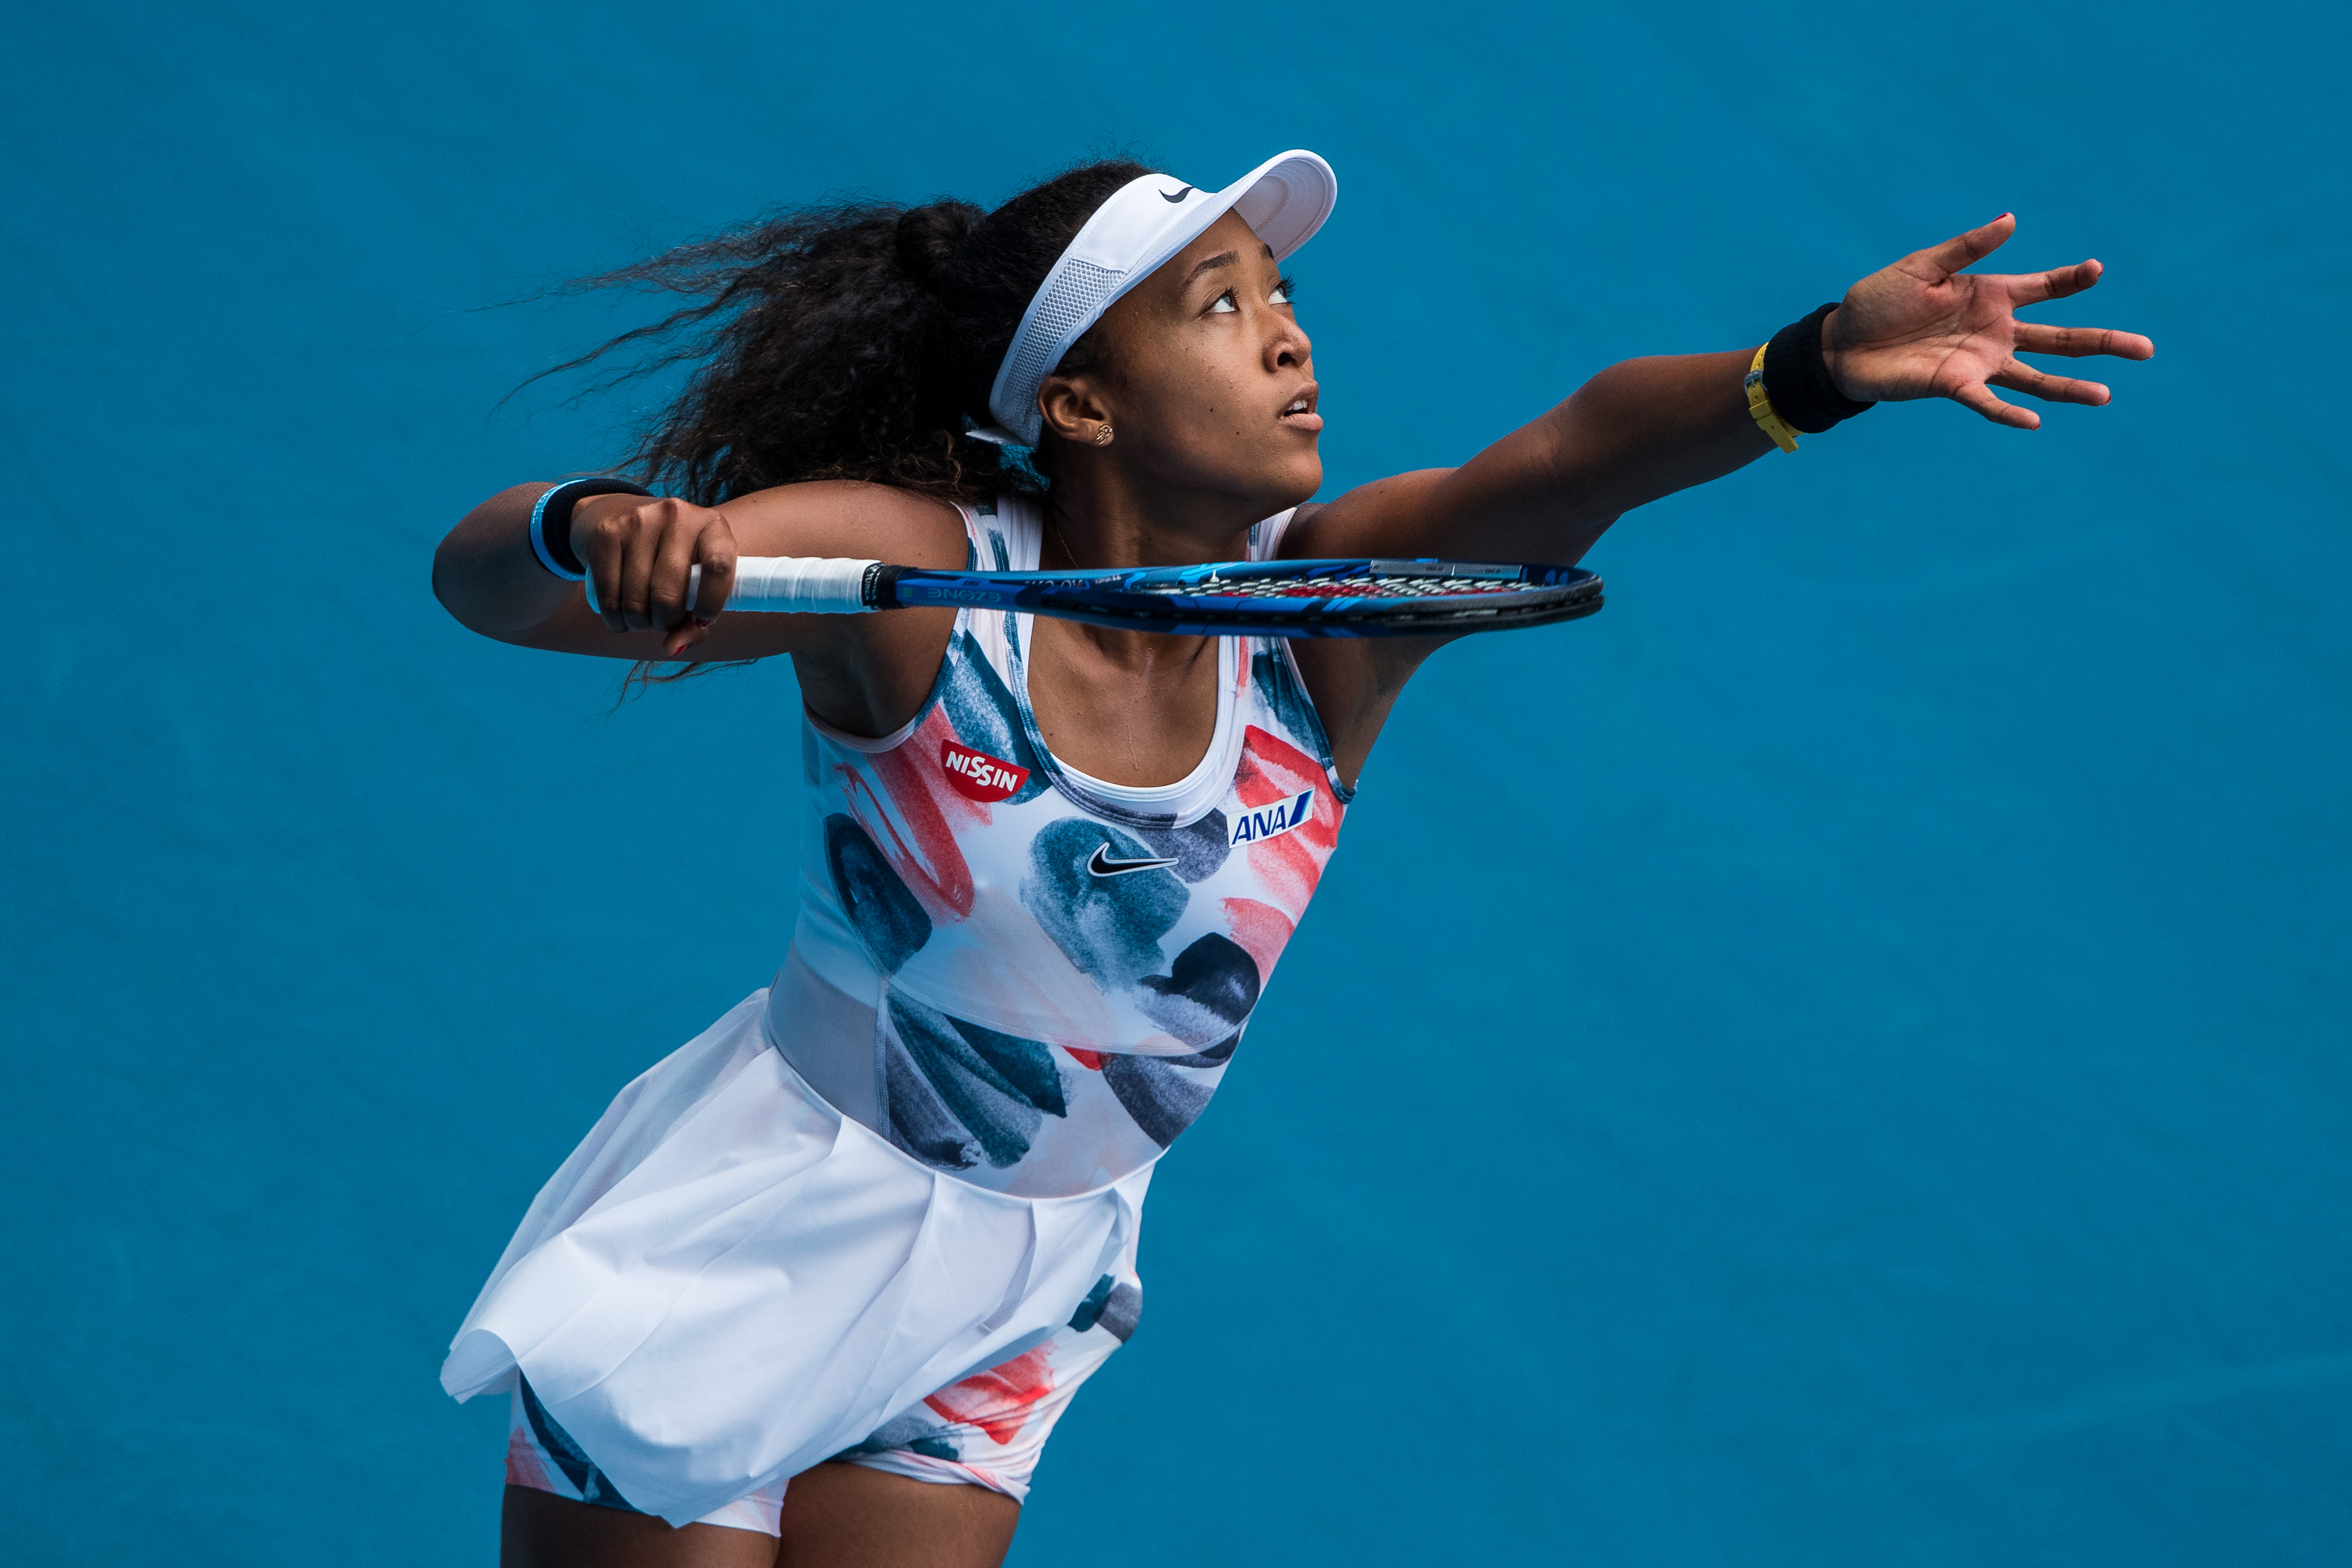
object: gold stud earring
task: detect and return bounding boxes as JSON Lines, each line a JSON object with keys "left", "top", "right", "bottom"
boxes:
{"left": 1094, "top": 424, "right": 1114, "bottom": 446}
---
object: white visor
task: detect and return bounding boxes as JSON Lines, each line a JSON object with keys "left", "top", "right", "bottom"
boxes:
{"left": 969, "top": 149, "right": 1337, "bottom": 448}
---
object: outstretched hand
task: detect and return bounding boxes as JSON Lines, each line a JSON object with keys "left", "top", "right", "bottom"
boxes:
{"left": 1824, "top": 214, "right": 2153, "bottom": 429}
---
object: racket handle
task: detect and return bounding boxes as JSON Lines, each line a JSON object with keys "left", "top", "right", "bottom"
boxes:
{"left": 683, "top": 556, "right": 883, "bottom": 615}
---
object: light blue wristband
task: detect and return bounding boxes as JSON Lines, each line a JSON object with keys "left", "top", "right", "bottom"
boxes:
{"left": 529, "top": 478, "right": 654, "bottom": 581}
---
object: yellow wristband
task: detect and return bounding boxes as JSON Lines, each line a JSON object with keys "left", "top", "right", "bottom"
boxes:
{"left": 1744, "top": 343, "right": 1799, "bottom": 454}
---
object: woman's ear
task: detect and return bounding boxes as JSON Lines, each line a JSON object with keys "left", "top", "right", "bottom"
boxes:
{"left": 1035, "top": 375, "right": 1114, "bottom": 446}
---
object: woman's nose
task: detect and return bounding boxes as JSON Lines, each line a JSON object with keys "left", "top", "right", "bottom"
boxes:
{"left": 1267, "top": 314, "right": 1311, "bottom": 369}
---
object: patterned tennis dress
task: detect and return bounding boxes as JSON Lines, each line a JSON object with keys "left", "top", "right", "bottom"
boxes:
{"left": 448, "top": 495, "right": 1353, "bottom": 1530}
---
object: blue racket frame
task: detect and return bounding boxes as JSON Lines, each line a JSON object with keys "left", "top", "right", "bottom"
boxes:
{"left": 871, "top": 557, "right": 1603, "bottom": 638}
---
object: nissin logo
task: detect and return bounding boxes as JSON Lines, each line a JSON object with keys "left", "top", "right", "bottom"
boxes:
{"left": 1229, "top": 789, "right": 1315, "bottom": 846}
{"left": 941, "top": 740, "right": 1029, "bottom": 803}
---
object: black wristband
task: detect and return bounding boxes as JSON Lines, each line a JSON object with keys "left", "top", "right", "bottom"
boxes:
{"left": 529, "top": 477, "right": 656, "bottom": 579}
{"left": 1761, "top": 303, "right": 1875, "bottom": 435}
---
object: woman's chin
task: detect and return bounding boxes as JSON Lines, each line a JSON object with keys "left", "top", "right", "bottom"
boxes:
{"left": 1259, "top": 449, "right": 1322, "bottom": 512}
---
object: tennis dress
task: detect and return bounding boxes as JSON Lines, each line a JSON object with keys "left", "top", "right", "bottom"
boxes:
{"left": 442, "top": 495, "right": 1354, "bottom": 1527}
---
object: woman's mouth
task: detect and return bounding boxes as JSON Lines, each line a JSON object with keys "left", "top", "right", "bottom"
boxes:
{"left": 1279, "top": 387, "right": 1323, "bottom": 432}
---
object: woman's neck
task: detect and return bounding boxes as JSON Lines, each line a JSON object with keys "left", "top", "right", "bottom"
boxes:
{"left": 1041, "top": 461, "right": 1275, "bottom": 570}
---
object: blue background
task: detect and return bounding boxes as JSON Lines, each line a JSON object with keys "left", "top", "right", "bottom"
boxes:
{"left": 3, "top": 1, "right": 2345, "bottom": 1562}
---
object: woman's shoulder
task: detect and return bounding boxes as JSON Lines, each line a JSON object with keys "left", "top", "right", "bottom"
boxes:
{"left": 1273, "top": 471, "right": 1454, "bottom": 562}
{"left": 722, "top": 479, "right": 975, "bottom": 570}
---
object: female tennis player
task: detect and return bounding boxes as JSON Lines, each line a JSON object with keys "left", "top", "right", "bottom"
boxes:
{"left": 433, "top": 151, "right": 2149, "bottom": 1566}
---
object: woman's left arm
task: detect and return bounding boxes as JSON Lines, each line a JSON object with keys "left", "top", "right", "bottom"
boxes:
{"left": 1297, "top": 214, "right": 2156, "bottom": 570}
{"left": 1287, "top": 215, "right": 2154, "bottom": 784}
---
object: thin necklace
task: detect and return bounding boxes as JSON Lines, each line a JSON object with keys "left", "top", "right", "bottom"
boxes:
{"left": 1048, "top": 509, "right": 1083, "bottom": 572}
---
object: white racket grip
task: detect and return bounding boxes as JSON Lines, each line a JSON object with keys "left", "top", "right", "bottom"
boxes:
{"left": 687, "top": 556, "right": 880, "bottom": 615}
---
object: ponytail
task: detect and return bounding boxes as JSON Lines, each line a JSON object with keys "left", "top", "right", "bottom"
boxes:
{"left": 543, "top": 158, "right": 1155, "bottom": 507}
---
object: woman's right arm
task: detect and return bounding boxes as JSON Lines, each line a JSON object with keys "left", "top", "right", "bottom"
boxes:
{"left": 431, "top": 479, "right": 972, "bottom": 732}
{"left": 432, "top": 482, "right": 596, "bottom": 638}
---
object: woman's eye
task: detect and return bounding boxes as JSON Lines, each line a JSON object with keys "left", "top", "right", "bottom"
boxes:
{"left": 1208, "top": 290, "right": 1238, "bottom": 315}
{"left": 1270, "top": 278, "right": 1295, "bottom": 305}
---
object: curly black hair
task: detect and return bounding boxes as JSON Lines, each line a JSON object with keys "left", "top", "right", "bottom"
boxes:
{"left": 544, "top": 157, "right": 1155, "bottom": 506}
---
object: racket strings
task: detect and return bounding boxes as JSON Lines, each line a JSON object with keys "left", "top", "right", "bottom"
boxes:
{"left": 1139, "top": 573, "right": 1528, "bottom": 600}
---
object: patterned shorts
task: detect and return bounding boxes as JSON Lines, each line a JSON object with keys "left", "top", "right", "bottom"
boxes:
{"left": 505, "top": 1263, "right": 1143, "bottom": 1536}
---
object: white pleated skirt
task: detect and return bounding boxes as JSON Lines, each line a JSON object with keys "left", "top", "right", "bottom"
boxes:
{"left": 440, "top": 989, "right": 1154, "bottom": 1526}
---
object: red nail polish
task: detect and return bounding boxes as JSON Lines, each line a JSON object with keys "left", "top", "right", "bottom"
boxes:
{"left": 695, "top": 617, "right": 714, "bottom": 629}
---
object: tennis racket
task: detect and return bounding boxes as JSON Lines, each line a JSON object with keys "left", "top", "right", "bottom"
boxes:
{"left": 676, "top": 555, "right": 1603, "bottom": 638}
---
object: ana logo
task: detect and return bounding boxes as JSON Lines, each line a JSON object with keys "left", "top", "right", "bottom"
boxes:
{"left": 1229, "top": 788, "right": 1315, "bottom": 847}
{"left": 941, "top": 740, "right": 1029, "bottom": 803}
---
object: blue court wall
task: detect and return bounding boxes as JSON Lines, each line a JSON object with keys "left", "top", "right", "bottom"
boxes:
{"left": 1, "top": 1, "right": 2345, "bottom": 1563}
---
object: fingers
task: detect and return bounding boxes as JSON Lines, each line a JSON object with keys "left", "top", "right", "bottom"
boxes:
{"left": 692, "top": 517, "right": 737, "bottom": 618}
{"left": 651, "top": 513, "right": 700, "bottom": 650}
{"left": 616, "top": 515, "right": 663, "bottom": 634}
{"left": 578, "top": 496, "right": 736, "bottom": 648}
{"left": 1920, "top": 212, "right": 2017, "bottom": 277}
{"left": 2012, "top": 321, "right": 2156, "bottom": 361}
{"left": 573, "top": 494, "right": 629, "bottom": 631}
{"left": 2008, "top": 256, "right": 2105, "bottom": 307}
{"left": 669, "top": 515, "right": 737, "bottom": 659}
{"left": 1951, "top": 380, "right": 2042, "bottom": 431}
{"left": 578, "top": 494, "right": 673, "bottom": 634}
{"left": 1990, "top": 358, "right": 2111, "bottom": 407}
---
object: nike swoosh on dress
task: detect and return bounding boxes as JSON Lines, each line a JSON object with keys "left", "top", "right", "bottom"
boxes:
{"left": 1088, "top": 845, "right": 1180, "bottom": 878}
